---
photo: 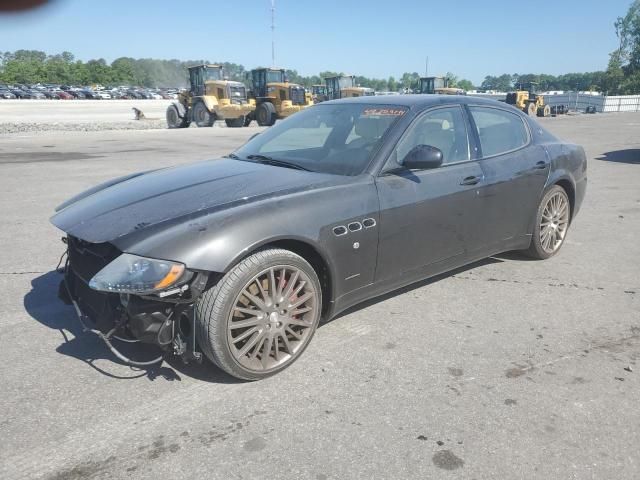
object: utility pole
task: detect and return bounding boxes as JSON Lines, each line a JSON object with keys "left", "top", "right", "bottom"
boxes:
{"left": 425, "top": 56, "right": 429, "bottom": 77}
{"left": 271, "top": 0, "right": 276, "bottom": 67}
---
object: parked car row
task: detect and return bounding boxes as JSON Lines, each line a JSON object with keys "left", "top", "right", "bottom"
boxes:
{"left": 0, "top": 83, "right": 180, "bottom": 100}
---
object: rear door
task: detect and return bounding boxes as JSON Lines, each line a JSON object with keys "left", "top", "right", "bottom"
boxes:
{"left": 467, "top": 106, "right": 549, "bottom": 250}
{"left": 375, "top": 105, "right": 485, "bottom": 282}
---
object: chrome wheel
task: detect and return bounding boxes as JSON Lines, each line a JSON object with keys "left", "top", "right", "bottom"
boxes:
{"left": 227, "top": 265, "right": 318, "bottom": 372}
{"left": 540, "top": 191, "right": 569, "bottom": 253}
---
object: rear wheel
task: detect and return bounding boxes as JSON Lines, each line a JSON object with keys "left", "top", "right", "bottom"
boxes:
{"left": 196, "top": 248, "right": 322, "bottom": 380}
{"left": 193, "top": 101, "right": 215, "bottom": 127}
{"left": 525, "top": 102, "right": 537, "bottom": 116}
{"left": 166, "top": 104, "right": 189, "bottom": 128}
{"left": 256, "top": 102, "right": 277, "bottom": 127}
{"left": 525, "top": 185, "right": 571, "bottom": 259}
{"left": 225, "top": 117, "right": 245, "bottom": 128}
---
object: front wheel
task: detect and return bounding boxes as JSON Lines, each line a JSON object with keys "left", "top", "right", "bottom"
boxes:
{"left": 166, "top": 104, "right": 189, "bottom": 128}
{"left": 256, "top": 102, "right": 277, "bottom": 126}
{"left": 193, "top": 101, "right": 215, "bottom": 127}
{"left": 196, "top": 249, "right": 322, "bottom": 380}
{"left": 525, "top": 185, "right": 571, "bottom": 259}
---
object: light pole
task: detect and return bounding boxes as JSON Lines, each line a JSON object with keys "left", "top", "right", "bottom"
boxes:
{"left": 271, "top": 0, "right": 276, "bottom": 67}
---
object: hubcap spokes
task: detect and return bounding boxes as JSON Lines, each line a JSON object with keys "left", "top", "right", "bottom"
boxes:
{"left": 228, "top": 266, "right": 317, "bottom": 371}
{"left": 540, "top": 192, "right": 569, "bottom": 253}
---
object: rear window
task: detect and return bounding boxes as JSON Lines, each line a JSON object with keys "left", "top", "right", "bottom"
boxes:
{"left": 469, "top": 107, "right": 529, "bottom": 157}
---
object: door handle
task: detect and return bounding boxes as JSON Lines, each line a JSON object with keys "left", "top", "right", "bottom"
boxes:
{"left": 534, "top": 161, "right": 549, "bottom": 170}
{"left": 460, "top": 175, "right": 481, "bottom": 186}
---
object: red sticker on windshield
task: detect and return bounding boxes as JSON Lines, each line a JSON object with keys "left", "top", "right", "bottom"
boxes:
{"left": 363, "top": 108, "right": 406, "bottom": 116}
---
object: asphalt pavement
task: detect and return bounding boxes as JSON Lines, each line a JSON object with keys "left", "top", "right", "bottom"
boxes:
{"left": 0, "top": 113, "right": 639, "bottom": 479}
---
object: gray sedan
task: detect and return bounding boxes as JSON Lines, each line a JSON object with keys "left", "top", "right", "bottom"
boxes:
{"left": 51, "top": 95, "right": 587, "bottom": 380}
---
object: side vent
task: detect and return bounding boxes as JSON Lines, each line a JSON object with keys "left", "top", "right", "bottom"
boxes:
{"left": 348, "top": 222, "right": 363, "bottom": 232}
{"left": 332, "top": 226, "right": 348, "bottom": 236}
{"left": 362, "top": 218, "right": 376, "bottom": 228}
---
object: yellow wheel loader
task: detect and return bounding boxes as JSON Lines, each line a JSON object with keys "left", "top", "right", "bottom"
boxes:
{"left": 505, "top": 82, "right": 550, "bottom": 117}
{"left": 311, "top": 84, "right": 328, "bottom": 103}
{"left": 325, "top": 75, "right": 375, "bottom": 99}
{"left": 417, "top": 76, "right": 466, "bottom": 95}
{"left": 244, "top": 68, "right": 313, "bottom": 127}
{"left": 166, "top": 64, "right": 255, "bottom": 129}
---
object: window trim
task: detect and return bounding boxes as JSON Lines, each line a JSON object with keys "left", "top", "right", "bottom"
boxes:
{"left": 465, "top": 104, "right": 532, "bottom": 160}
{"left": 380, "top": 105, "right": 473, "bottom": 174}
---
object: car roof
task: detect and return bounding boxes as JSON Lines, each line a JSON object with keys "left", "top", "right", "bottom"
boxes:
{"left": 321, "top": 94, "right": 508, "bottom": 110}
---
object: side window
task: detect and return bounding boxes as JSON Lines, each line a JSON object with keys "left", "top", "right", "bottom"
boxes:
{"left": 393, "top": 106, "right": 469, "bottom": 166}
{"left": 469, "top": 107, "right": 529, "bottom": 157}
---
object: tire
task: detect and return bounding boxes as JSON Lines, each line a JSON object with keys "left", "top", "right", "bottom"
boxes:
{"left": 525, "top": 102, "right": 537, "bottom": 116}
{"left": 525, "top": 185, "right": 571, "bottom": 260}
{"left": 193, "top": 101, "right": 215, "bottom": 127}
{"left": 166, "top": 104, "right": 189, "bottom": 129}
{"left": 244, "top": 115, "right": 253, "bottom": 127}
{"left": 256, "top": 102, "right": 277, "bottom": 126}
{"left": 225, "top": 117, "right": 245, "bottom": 128}
{"left": 196, "top": 248, "right": 322, "bottom": 381}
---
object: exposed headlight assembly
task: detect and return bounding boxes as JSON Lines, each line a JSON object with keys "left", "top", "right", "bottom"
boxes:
{"left": 89, "top": 253, "right": 189, "bottom": 295}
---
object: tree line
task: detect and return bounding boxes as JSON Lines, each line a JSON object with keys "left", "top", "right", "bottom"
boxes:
{"left": 1, "top": 1, "right": 638, "bottom": 94}
{"left": 0, "top": 50, "right": 469, "bottom": 91}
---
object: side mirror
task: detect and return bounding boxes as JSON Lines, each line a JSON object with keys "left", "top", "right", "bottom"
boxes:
{"left": 402, "top": 145, "right": 443, "bottom": 170}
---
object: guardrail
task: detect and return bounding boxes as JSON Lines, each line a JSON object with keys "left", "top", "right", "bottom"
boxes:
{"left": 468, "top": 92, "right": 640, "bottom": 113}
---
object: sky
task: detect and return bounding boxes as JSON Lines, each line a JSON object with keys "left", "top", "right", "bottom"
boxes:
{"left": 0, "top": 0, "right": 632, "bottom": 84}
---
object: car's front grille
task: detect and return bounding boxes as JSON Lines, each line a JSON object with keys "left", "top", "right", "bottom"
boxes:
{"left": 65, "top": 236, "right": 122, "bottom": 331}
{"left": 67, "top": 236, "right": 121, "bottom": 283}
{"left": 229, "top": 85, "right": 247, "bottom": 105}
{"left": 290, "top": 86, "right": 305, "bottom": 105}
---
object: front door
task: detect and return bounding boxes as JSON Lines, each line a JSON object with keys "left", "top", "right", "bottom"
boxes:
{"left": 375, "top": 106, "right": 485, "bottom": 282}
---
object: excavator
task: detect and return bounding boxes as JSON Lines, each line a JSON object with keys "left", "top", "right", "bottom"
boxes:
{"left": 245, "top": 68, "right": 314, "bottom": 126}
{"left": 166, "top": 64, "right": 254, "bottom": 128}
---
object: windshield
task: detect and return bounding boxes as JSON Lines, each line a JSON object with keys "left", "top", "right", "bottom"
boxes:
{"left": 338, "top": 77, "right": 354, "bottom": 89}
{"left": 266, "top": 70, "right": 285, "bottom": 84}
{"left": 233, "top": 104, "right": 407, "bottom": 176}
{"left": 203, "top": 68, "right": 223, "bottom": 81}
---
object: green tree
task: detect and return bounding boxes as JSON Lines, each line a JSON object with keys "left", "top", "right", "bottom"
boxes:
{"left": 457, "top": 79, "right": 474, "bottom": 91}
{"left": 605, "top": 0, "right": 640, "bottom": 93}
{"left": 387, "top": 76, "right": 397, "bottom": 92}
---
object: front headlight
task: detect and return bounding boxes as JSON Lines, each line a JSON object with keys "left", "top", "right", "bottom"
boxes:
{"left": 89, "top": 253, "right": 187, "bottom": 294}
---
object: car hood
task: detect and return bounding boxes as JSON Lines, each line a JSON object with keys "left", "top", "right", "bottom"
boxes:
{"left": 51, "top": 158, "right": 339, "bottom": 244}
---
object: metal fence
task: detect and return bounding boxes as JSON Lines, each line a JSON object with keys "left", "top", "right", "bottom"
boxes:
{"left": 467, "top": 92, "right": 640, "bottom": 113}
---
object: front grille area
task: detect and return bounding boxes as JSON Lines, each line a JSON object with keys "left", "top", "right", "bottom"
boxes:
{"left": 229, "top": 85, "right": 247, "bottom": 105}
{"left": 290, "top": 86, "right": 305, "bottom": 105}
{"left": 65, "top": 236, "right": 122, "bottom": 332}
{"left": 67, "top": 236, "right": 121, "bottom": 283}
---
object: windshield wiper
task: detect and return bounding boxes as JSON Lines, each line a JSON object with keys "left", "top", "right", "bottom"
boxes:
{"left": 246, "top": 154, "right": 311, "bottom": 171}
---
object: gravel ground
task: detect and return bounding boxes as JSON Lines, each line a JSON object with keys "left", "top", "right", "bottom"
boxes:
{"left": 0, "top": 112, "right": 639, "bottom": 480}
{"left": 0, "top": 100, "right": 263, "bottom": 133}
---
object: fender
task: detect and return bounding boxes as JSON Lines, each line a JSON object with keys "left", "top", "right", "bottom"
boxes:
{"left": 111, "top": 179, "right": 380, "bottom": 308}
{"left": 199, "top": 95, "right": 219, "bottom": 113}
{"left": 171, "top": 101, "right": 187, "bottom": 119}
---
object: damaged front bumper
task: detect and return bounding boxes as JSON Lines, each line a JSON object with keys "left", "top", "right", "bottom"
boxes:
{"left": 58, "top": 236, "right": 208, "bottom": 366}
